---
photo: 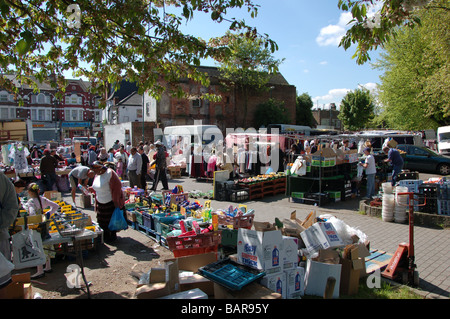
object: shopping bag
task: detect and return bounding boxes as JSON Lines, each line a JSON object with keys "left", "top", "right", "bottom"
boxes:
{"left": 11, "top": 229, "right": 46, "bottom": 269}
{"left": 108, "top": 207, "right": 128, "bottom": 231}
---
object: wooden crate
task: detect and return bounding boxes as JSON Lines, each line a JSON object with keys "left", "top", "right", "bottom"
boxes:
{"left": 168, "top": 166, "right": 182, "bottom": 178}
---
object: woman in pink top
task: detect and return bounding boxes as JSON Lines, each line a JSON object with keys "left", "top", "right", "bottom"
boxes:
{"left": 26, "top": 183, "right": 60, "bottom": 279}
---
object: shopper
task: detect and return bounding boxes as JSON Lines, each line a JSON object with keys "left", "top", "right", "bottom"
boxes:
{"left": 138, "top": 146, "right": 150, "bottom": 193}
{"left": 114, "top": 145, "right": 128, "bottom": 179}
{"left": 68, "top": 165, "right": 95, "bottom": 205}
{"left": 97, "top": 147, "right": 108, "bottom": 162}
{"left": 383, "top": 146, "right": 404, "bottom": 186}
{"left": 89, "top": 161, "right": 125, "bottom": 243}
{"left": 25, "top": 183, "right": 60, "bottom": 279}
{"left": 39, "top": 149, "right": 59, "bottom": 191}
{"left": 360, "top": 147, "right": 376, "bottom": 199}
{"left": 127, "top": 147, "right": 142, "bottom": 188}
{"left": 150, "top": 141, "right": 169, "bottom": 191}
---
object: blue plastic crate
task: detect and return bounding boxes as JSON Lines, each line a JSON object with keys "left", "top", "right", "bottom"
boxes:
{"left": 198, "top": 258, "right": 265, "bottom": 291}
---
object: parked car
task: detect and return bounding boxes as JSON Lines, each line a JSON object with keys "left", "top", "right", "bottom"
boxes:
{"left": 396, "top": 144, "right": 450, "bottom": 175}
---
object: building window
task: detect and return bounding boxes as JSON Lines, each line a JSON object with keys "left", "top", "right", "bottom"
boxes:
{"left": 94, "top": 110, "right": 101, "bottom": 122}
{"left": 192, "top": 99, "right": 201, "bottom": 107}
{"left": 0, "top": 91, "right": 9, "bottom": 102}
{"left": 65, "top": 94, "right": 82, "bottom": 105}
{"left": 0, "top": 108, "right": 8, "bottom": 118}
{"left": 137, "top": 109, "right": 142, "bottom": 119}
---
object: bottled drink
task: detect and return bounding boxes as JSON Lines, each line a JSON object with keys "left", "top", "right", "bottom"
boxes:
{"left": 78, "top": 184, "right": 89, "bottom": 196}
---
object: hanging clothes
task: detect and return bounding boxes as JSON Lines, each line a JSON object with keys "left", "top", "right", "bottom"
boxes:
{"left": 9, "top": 143, "right": 29, "bottom": 174}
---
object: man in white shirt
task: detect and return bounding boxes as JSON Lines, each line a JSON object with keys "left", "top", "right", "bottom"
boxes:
{"left": 360, "top": 147, "right": 377, "bottom": 199}
{"left": 127, "top": 147, "right": 142, "bottom": 188}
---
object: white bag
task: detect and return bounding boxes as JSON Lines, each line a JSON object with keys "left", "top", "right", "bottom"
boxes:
{"left": 11, "top": 229, "right": 46, "bottom": 269}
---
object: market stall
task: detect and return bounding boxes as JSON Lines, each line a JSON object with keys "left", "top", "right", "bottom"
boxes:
{"left": 7, "top": 199, "right": 103, "bottom": 299}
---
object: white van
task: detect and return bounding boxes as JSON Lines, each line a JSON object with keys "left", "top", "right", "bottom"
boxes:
{"left": 437, "top": 126, "right": 450, "bottom": 155}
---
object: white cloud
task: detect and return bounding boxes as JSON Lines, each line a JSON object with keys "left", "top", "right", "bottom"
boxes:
{"left": 313, "top": 83, "right": 380, "bottom": 109}
{"left": 359, "top": 82, "right": 378, "bottom": 93}
{"left": 319, "top": 61, "right": 328, "bottom": 65}
{"left": 316, "top": 12, "right": 353, "bottom": 47}
{"left": 313, "top": 88, "right": 351, "bottom": 109}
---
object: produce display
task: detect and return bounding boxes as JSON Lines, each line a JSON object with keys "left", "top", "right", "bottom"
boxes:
{"left": 238, "top": 172, "right": 286, "bottom": 184}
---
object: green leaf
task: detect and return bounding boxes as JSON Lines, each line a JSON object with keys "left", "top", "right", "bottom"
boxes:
{"left": 16, "top": 39, "right": 31, "bottom": 55}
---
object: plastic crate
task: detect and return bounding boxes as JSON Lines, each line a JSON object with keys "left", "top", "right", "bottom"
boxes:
{"left": 134, "top": 211, "right": 144, "bottom": 225}
{"left": 167, "top": 231, "right": 221, "bottom": 249}
{"left": 397, "top": 171, "right": 419, "bottom": 181}
{"left": 142, "top": 212, "right": 153, "bottom": 229}
{"left": 291, "top": 192, "right": 305, "bottom": 199}
{"left": 216, "top": 213, "right": 254, "bottom": 230}
{"left": 220, "top": 228, "right": 238, "bottom": 247}
{"left": 198, "top": 258, "right": 265, "bottom": 291}
{"left": 438, "top": 199, "right": 450, "bottom": 216}
{"left": 153, "top": 213, "right": 186, "bottom": 234}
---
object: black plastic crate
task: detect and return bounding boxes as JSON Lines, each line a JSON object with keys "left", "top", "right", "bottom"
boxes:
{"left": 419, "top": 183, "right": 440, "bottom": 199}
{"left": 397, "top": 171, "right": 419, "bottom": 181}
{"left": 417, "top": 194, "right": 438, "bottom": 214}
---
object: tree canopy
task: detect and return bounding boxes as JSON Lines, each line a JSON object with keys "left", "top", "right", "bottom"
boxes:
{"left": 373, "top": 1, "right": 449, "bottom": 130}
{"left": 338, "top": 0, "right": 449, "bottom": 64}
{"left": 0, "top": 0, "right": 277, "bottom": 105}
{"left": 295, "top": 93, "right": 315, "bottom": 127}
{"left": 338, "top": 87, "right": 375, "bottom": 131}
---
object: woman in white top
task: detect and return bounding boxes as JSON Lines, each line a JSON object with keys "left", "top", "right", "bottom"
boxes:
{"left": 360, "top": 147, "right": 377, "bottom": 199}
{"left": 89, "top": 161, "right": 125, "bottom": 243}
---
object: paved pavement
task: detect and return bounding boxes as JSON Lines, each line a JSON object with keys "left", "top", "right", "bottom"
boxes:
{"left": 154, "top": 175, "right": 450, "bottom": 299}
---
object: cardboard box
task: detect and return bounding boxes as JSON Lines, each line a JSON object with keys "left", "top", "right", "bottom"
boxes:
{"left": 213, "top": 282, "right": 281, "bottom": 299}
{"left": 340, "top": 244, "right": 370, "bottom": 295}
{"left": 78, "top": 193, "right": 92, "bottom": 208}
{"left": 43, "top": 190, "right": 62, "bottom": 201}
{"left": 0, "top": 273, "right": 32, "bottom": 299}
{"left": 260, "top": 272, "right": 287, "bottom": 299}
{"left": 165, "top": 252, "right": 217, "bottom": 296}
{"left": 135, "top": 259, "right": 180, "bottom": 299}
{"left": 300, "top": 222, "right": 345, "bottom": 255}
{"left": 237, "top": 229, "right": 283, "bottom": 274}
{"left": 253, "top": 221, "right": 277, "bottom": 232}
{"left": 282, "top": 236, "right": 299, "bottom": 270}
{"left": 304, "top": 259, "right": 341, "bottom": 299}
{"left": 285, "top": 266, "right": 305, "bottom": 299}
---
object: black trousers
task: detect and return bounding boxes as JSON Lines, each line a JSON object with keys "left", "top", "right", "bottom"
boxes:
{"left": 151, "top": 167, "right": 168, "bottom": 190}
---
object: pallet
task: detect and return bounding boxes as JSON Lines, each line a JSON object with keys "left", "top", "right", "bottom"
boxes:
{"left": 365, "top": 249, "right": 393, "bottom": 274}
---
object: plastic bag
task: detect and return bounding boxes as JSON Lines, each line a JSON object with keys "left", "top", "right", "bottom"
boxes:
{"left": 11, "top": 229, "right": 46, "bottom": 269}
{"left": 108, "top": 207, "right": 128, "bottom": 231}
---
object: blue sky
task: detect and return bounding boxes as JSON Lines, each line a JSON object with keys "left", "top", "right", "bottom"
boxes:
{"left": 61, "top": 1, "right": 383, "bottom": 110}
{"left": 176, "top": 0, "right": 383, "bottom": 110}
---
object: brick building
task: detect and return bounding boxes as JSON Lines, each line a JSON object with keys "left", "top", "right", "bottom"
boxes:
{"left": 148, "top": 66, "right": 297, "bottom": 132}
{"left": 312, "top": 103, "right": 342, "bottom": 130}
{"left": 0, "top": 74, "right": 102, "bottom": 143}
